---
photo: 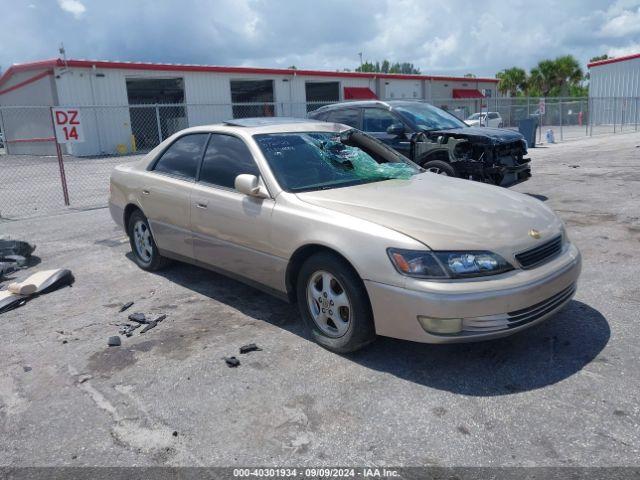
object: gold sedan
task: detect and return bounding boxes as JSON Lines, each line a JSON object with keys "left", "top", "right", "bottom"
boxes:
{"left": 109, "top": 118, "right": 581, "bottom": 353}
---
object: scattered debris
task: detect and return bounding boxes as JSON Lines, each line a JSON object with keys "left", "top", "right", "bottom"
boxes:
{"left": 116, "top": 313, "right": 167, "bottom": 337}
{"left": 172, "top": 431, "right": 178, "bottom": 437}
{"left": 62, "top": 340, "right": 68, "bottom": 345}
{"left": 108, "top": 336, "right": 121, "bottom": 347}
{"left": 3, "top": 255, "right": 27, "bottom": 267}
{"left": 128, "top": 312, "right": 147, "bottom": 324}
{"left": 119, "top": 301, "right": 134, "bottom": 312}
{"left": 119, "top": 323, "right": 140, "bottom": 337}
{"left": 239, "top": 343, "right": 261, "bottom": 354}
{"left": 77, "top": 374, "right": 92, "bottom": 384}
{"left": 568, "top": 164, "right": 580, "bottom": 168}
{"left": 0, "top": 290, "right": 26, "bottom": 314}
{"left": 7, "top": 269, "right": 74, "bottom": 295}
{"left": 0, "top": 240, "right": 35, "bottom": 282}
{"left": 23, "top": 366, "right": 32, "bottom": 373}
{"left": 224, "top": 356, "right": 240, "bottom": 368}
{"left": 1, "top": 269, "right": 74, "bottom": 315}
{"left": 0, "top": 261, "right": 18, "bottom": 274}
{"left": 140, "top": 321, "right": 158, "bottom": 334}
{"left": 0, "top": 239, "right": 36, "bottom": 258}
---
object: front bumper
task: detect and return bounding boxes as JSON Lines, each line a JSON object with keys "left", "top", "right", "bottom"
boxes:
{"left": 365, "top": 243, "right": 581, "bottom": 344}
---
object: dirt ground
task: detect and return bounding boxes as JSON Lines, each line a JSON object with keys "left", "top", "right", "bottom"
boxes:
{"left": 0, "top": 132, "right": 639, "bottom": 467}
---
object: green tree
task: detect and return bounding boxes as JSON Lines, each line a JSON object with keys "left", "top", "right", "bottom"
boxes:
{"left": 589, "top": 54, "right": 609, "bottom": 63}
{"left": 496, "top": 67, "right": 527, "bottom": 96}
{"left": 356, "top": 60, "right": 420, "bottom": 74}
{"left": 553, "top": 55, "right": 583, "bottom": 96}
{"left": 527, "top": 56, "right": 583, "bottom": 97}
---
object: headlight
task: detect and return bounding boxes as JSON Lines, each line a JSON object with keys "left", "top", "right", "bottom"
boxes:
{"left": 388, "top": 248, "right": 513, "bottom": 279}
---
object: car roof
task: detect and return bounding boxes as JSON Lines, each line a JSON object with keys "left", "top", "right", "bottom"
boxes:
{"left": 223, "top": 117, "right": 316, "bottom": 127}
{"left": 313, "top": 99, "right": 440, "bottom": 113}
{"left": 170, "top": 119, "right": 350, "bottom": 136}
{"left": 313, "top": 100, "right": 391, "bottom": 112}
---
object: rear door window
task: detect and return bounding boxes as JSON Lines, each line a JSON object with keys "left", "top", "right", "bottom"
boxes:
{"left": 153, "top": 134, "right": 208, "bottom": 180}
{"left": 326, "top": 109, "right": 361, "bottom": 129}
{"left": 199, "top": 134, "right": 260, "bottom": 189}
{"left": 362, "top": 108, "right": 398, "bottom": 132}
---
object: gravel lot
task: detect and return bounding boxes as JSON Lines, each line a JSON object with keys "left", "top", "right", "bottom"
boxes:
{"left": 0, "top": 133, "right": 639, "bottom": 467}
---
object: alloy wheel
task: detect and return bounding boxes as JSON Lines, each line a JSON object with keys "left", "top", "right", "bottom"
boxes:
{"left": 306, "top": 270, "right": 352, "bottom": 338}
{"left": 133, "top": 220, "right": 153, "bottom": 263}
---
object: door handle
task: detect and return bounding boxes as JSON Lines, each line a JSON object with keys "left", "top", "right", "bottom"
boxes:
{"left": 141, "top": 189, "right": 150, "bottom": 195}
{"left": 195, "top": 202, "right": 208, "bottom": 209}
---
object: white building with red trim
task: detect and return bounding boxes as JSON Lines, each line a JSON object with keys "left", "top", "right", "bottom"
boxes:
{"left": 0, "top": 58, "right": 498, "bottom": 155}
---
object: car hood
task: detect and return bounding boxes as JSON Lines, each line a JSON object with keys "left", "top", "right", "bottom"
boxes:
{"left": 430, "top": 126, "right": 523, "bottom": 144}
{"left": 296, "top": 173, "right": 562, "bottom": 254}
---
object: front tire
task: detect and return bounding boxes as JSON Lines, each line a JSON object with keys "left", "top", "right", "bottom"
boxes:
{"left": 127, "top": 210, "right": 170, "bottom": 271}
{"left": 422, "top": 159, "right": 457, "bottom": 177}
{"left": 296, "top": 252, "right": 375, "bottom": 353}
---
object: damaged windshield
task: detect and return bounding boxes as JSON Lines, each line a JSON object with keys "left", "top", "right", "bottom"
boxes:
{"left": 254, "top": 131, "right": 420, "bottom": 192}
{"left": 394, "top": 102, "right": 467, "bottom": 131}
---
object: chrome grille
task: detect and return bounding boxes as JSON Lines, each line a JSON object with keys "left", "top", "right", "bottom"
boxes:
{"left": 515, "top": 235, "right": 563, "bottom": 269}
{"left": 462, "top": 283, "right": 576, "bottom": 334}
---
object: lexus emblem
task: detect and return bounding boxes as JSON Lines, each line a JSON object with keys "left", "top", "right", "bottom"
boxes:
{"left": 529, "top": 229, "right": 541, "bottom": 239}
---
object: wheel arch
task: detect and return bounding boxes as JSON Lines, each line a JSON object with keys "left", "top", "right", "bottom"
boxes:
{"left": 285, "top": 243, "right": 363, "bottom": 303}
{"left": 123, "top": 203, "right": 143, "bottom": 234}
{"left": 418, "top": 148, "right": 450, "bottom": 165}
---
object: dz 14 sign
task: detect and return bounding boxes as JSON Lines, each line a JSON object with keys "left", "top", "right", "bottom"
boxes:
{"left": 52, "top": 108, "right": 85, "bottom": 143}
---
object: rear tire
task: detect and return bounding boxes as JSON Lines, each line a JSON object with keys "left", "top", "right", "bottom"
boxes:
{"left": 422, "top": 159, "right": 457, "bottom": 177}
{"left": 296, "top": 252, "right": 376, "bottom": 353}
{"left": 127, "top": 210, "right": 171, "bottom": 271}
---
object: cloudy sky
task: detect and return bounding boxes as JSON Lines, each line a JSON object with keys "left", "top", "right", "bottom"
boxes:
{"left": 1, "top": 0, "right": 640, "bottom": 77}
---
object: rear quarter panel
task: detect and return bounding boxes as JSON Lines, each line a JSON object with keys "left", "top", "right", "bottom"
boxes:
{"left": 109, "top": 163, "right": 145, "bottom": 230}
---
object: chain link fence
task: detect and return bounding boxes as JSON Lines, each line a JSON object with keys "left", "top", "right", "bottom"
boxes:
{"left": 1, "top": 97, "right": 638, "bottom": 220}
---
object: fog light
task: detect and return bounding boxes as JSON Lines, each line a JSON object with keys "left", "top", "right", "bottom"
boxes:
{"left": 418, "top": 316, "right": 463, "bottom": 334}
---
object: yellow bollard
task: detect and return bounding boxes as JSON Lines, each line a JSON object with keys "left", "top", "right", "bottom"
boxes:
{"left": 130, "top": 134, "right": 137, "bottom": 153}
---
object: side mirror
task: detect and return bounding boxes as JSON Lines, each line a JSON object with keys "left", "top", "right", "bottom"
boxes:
{"left": 386, "top": 123, "right": 406, "bottom": 136}
{"left": 234, "top": 174, "right": 269, "bottom": 198}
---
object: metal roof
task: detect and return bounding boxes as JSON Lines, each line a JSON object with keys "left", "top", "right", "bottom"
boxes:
{"left": 588, "top": 53, "right": 640, "bottom": 68}
{"left": 0, "top": 58, "right": 499, "bottom": 90}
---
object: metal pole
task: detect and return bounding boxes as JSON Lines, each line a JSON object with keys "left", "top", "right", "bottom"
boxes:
{"left": 636, "top": 97, "right": 638, "bottom": 132}
{"left": 0, "top": 106, "right": 8, "bottom": 155}
{"left": 50, "top": 107, "right": 70, "bottom": 206}
{"left": 613, "top": 98, "right": 617, "bottom": 134}
{"left": 55, "top": 142, "right": 70, "bottom": 206}
{"left": 589, "top": 98, "right": 593, "bottom": 136}
{"left": 155, "top": 105, "right": 163, "bottom": 144}
{"left": 559, "top": 99, "right": 563, "bottom": 142}
{"left": 539, "top": 99, "right": 543, "bottom": 144}
{"left": 584, "top": 99, "right": 588, "bottom": 137}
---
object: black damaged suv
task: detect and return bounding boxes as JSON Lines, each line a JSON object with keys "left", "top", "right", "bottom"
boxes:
{"left": 309, "top": 100, "right": 531, "bottom": 186}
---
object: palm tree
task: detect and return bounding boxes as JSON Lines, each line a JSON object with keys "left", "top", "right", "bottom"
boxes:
{"left": 528, "top": 56, "right": 583, "bottom": 97}
{"left": 553, "top": 55, "right": 583, "bottom": 96}
{"left": 496, "top": 67, "right": 527, "bottom": 96}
